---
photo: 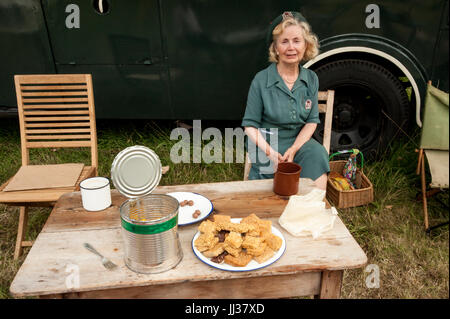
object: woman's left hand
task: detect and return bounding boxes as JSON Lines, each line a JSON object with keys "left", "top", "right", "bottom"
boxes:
{"left": 281, "top": 146, "right": 298, "bottom": 162}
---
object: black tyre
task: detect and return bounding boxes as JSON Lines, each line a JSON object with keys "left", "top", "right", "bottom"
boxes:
{"left": 313, "top": 59, "right": 410, "bottom": 159}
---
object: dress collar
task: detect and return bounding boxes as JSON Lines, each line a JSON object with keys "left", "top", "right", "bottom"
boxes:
{"left": 267, "top": 63, "right": 308, "bottom": 93}
{"left": 266, "top": 63, "right": 309, "bottom": 89}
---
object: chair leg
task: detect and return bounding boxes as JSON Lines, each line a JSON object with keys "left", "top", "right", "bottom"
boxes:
{"left": 425, "top": 189, "right": 449, "bottom": 234}
{"left": 420, "top": 157, "right": 429, "bottom": 231}
{"left": 14, "top": 206, "right": 29, "bottom": 260}
{"left": 416, "top": 149, "right": 423, "bottom": 175}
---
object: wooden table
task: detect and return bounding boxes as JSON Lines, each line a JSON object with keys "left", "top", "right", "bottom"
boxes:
{"left": 10, "top": 179, "right": 367, "bottom": 299}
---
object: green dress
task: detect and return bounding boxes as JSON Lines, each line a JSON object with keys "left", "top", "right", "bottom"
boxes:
{"left": 241, "top": 63, "right": 330, "bottom": 180}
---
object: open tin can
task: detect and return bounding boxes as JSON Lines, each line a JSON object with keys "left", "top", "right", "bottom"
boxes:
{"left": 111, "top": 145, "right": 183, "bottom": 274}
{"left": 120, "top": 194, "right": 182, "bottom": 274}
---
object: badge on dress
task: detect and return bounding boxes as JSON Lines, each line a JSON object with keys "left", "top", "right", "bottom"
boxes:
{"left": 305, "top": 99, "right": 312, "bottom": 110}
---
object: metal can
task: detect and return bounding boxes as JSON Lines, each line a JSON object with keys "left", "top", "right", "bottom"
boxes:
{"left": 111, "top": 145, "right": 162, "bottom": 198}
{"left": 112, "top": 145, "right": 183, "bottom": 274}
{"left": 120, "top": 194, "right": 183, "bottom": 274}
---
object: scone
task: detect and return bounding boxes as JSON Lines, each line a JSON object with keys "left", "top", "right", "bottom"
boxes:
{"left": 263, "top": 233, "right": 283, "bottom": 251}
{"left": 223, "top": 243, "right": 241, "bottom": 257}
{"left": 245, "top": 223, "right": 260, "bottom": 236}
{"left": 194, "top": 232, "right": 219, "bottom": 252}
{"left": 198, "top": 219, "right": 217, "bottom": 234}
{"left": 257, "top": 219, "right": 272, "bottom": 233}
{"left": 240, "top": 213, "right": 261, "bottom": 224}
{"left": 213, "top": 214, "right": 231, "bottom": 224}
{"left": 240, "top": 214, "right": 261, "bottom": 236}
{"left": 242, "top": 235, "right": 264, "bottom": 250}
{"left": 246, "top": 242, "right": 267, "bottom": 257}
{"left": 224, "top": 231, "right": 243, "bottom": 249}
{"left": 202, "top": 242, "right": 225, "bottom": 258}
{"left": 253, "top": 246, "right": 275, "bottom": 263}
{"left": 216, "top": 221, "right": 250, "bottom": 234}
{"left": 224, "top": 252, "right": 253, "bottom": 267}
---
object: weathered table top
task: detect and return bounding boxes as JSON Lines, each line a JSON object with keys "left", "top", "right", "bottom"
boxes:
{"left": 10, "top": 178, "right": 367, "bottom": 298}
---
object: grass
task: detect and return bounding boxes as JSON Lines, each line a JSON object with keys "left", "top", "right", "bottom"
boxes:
{"left": 0, "top": 118, "right": 448, "bottom": 299}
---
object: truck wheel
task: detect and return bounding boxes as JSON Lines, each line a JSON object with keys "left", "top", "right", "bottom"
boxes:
{"left": 313, "top": 59, "right": 410, "bottom": 159}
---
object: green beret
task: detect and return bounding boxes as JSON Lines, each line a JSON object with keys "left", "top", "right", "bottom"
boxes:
{"left": 266, "top": 11, "right": 308, "bottom": 47}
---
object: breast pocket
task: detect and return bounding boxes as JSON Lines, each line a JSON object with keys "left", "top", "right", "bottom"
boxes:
{"left": 299, "top": 95, "right": 314, "bottom": 121}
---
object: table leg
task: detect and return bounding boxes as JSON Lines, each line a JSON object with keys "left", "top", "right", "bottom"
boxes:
{"left": 318, "top": 270, "right": 343, "bottom": 299}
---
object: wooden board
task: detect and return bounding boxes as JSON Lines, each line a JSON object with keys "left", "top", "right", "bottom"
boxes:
{"left": 42, "top": 272, "right": 322, "bottom": 299}
{"left": 0, "top": 166, "right": 95, "bottom": 205}
{"left": 3, "top": 164, "right": 84, "bottom": 192}
{"left": 9, "top": 179, "right": 367, "bottom": 298}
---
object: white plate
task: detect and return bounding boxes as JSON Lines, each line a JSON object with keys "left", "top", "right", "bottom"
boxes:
{"left": 192, "top": 218, "right": 286, "bottom": 272}
{"left": 167, "top": 192, "right": 214, "bottom": 226}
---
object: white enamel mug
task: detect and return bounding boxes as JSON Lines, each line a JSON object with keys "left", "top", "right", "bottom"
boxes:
{"left": 80, "top": 177, "right": 112, "bottom": 211}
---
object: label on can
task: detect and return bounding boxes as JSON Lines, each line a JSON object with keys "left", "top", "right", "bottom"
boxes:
{"left": 121, "top": 215, "right": 178, "bottom": 235}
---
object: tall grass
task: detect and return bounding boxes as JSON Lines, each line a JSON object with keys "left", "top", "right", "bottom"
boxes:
{"left": 340, "top": 134, "right": 448, "bottom": 298}
{"left": 0, "top": 118, "right": 448, "bottom": 298}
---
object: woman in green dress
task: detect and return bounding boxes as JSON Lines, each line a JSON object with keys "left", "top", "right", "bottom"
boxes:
{"left": 242, "top": 11, "right": 330, "bottom": 189}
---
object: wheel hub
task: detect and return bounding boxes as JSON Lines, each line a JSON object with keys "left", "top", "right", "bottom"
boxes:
{"left": 335, "top": 103, "right": 357, "bottom": 129}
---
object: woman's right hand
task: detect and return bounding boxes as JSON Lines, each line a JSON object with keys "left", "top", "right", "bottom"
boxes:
{"left": 244, "top": 126, "right": 283, "bottom": 170}
{"left": 267, "top": 149, "right": 284, "bottom": 170}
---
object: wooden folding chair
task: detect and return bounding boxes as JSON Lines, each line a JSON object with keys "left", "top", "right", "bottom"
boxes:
{"left": 416, "top": 81, "right": 449, "bottom": 233}
{"left": 0, "top": 74, "right": 98, "bottom": 259}
{"left": 244, "top": 90, "right": 334, "bottom": 180}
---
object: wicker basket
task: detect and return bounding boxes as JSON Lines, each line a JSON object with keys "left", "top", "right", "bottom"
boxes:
{"left": 326, "top": 160, "right": 374, "bottom": 208}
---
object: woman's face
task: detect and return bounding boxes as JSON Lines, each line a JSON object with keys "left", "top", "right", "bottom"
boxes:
{"left": 275, "top": 25, "right": 306, "bottom": 65}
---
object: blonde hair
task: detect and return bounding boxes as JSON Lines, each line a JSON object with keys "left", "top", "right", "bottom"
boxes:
{"left": 268, "top": 18, "right": 319, "bottom": 63}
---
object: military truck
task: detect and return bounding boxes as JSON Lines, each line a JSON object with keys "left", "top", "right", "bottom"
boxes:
{"left": 0, "top": 0, "right": 448, "bottom": 156}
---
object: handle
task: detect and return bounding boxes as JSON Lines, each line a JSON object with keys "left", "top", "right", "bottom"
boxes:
{"left": 83, "top": 243, "right": 103, "bottom": 258}
{"left": 98, "top": 0, "right": 104, "bottom": 13}
{"left": 329, "top": 148, "right": 364, "bottom": 170}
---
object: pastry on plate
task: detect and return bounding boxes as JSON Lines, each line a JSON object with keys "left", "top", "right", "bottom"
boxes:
{"left": 213, "top": 214, "right": 231, "bottom": 224}
{"left": 224, "top": 231, "right": 242, "bottom": 249}
{"left": 263, "top": 233, "right": 283, "bottom": 251}
{"left": 195, "top": 214, "right": 283, "bottom": 267}
{"left": 223, "top": 242, "right": 241, "bottom": 257}
{"left": 254, "top": 246, "right": 275, "bottom": 264}
{"left": 246, "top": 242, "right": 267, "bottom": 257}
{"left": 224, "top": 252, "right": 253, "bottom": 267}
{"left": 198, "top": 219, "right": 216, "bottom": 234}
{"left": 194, "top": 232, "right": 219, "bottom": 252}
{"left": 202, "top": 242, "right": 225, "bottom": 258}
{"left": 242, "top": 235, "right": 264, "bottom": 250}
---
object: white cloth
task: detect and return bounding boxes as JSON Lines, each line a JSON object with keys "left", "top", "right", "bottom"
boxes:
{"left": 278, "top": 188, "right": 338, "bottom": 239}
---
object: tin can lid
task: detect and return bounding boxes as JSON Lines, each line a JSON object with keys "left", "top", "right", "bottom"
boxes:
{"left": 111, "top": 145, "right": 162, "bottom": 198}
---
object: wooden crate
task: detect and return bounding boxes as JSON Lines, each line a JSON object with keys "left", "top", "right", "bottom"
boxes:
{"left": 326, "top": 160, "right": 374, "bottom": 208}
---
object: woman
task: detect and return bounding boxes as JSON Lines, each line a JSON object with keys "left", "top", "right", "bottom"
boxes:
{"left": 242, "top": 11, "right": 329, "bottom": 190}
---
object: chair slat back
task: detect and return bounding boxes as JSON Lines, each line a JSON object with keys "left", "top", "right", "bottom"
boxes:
{"left": 318, "top": 90, "right": 335, "bottom": 154}
{"left": 14, "top": 74, "right": 98, "bottom": 168}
